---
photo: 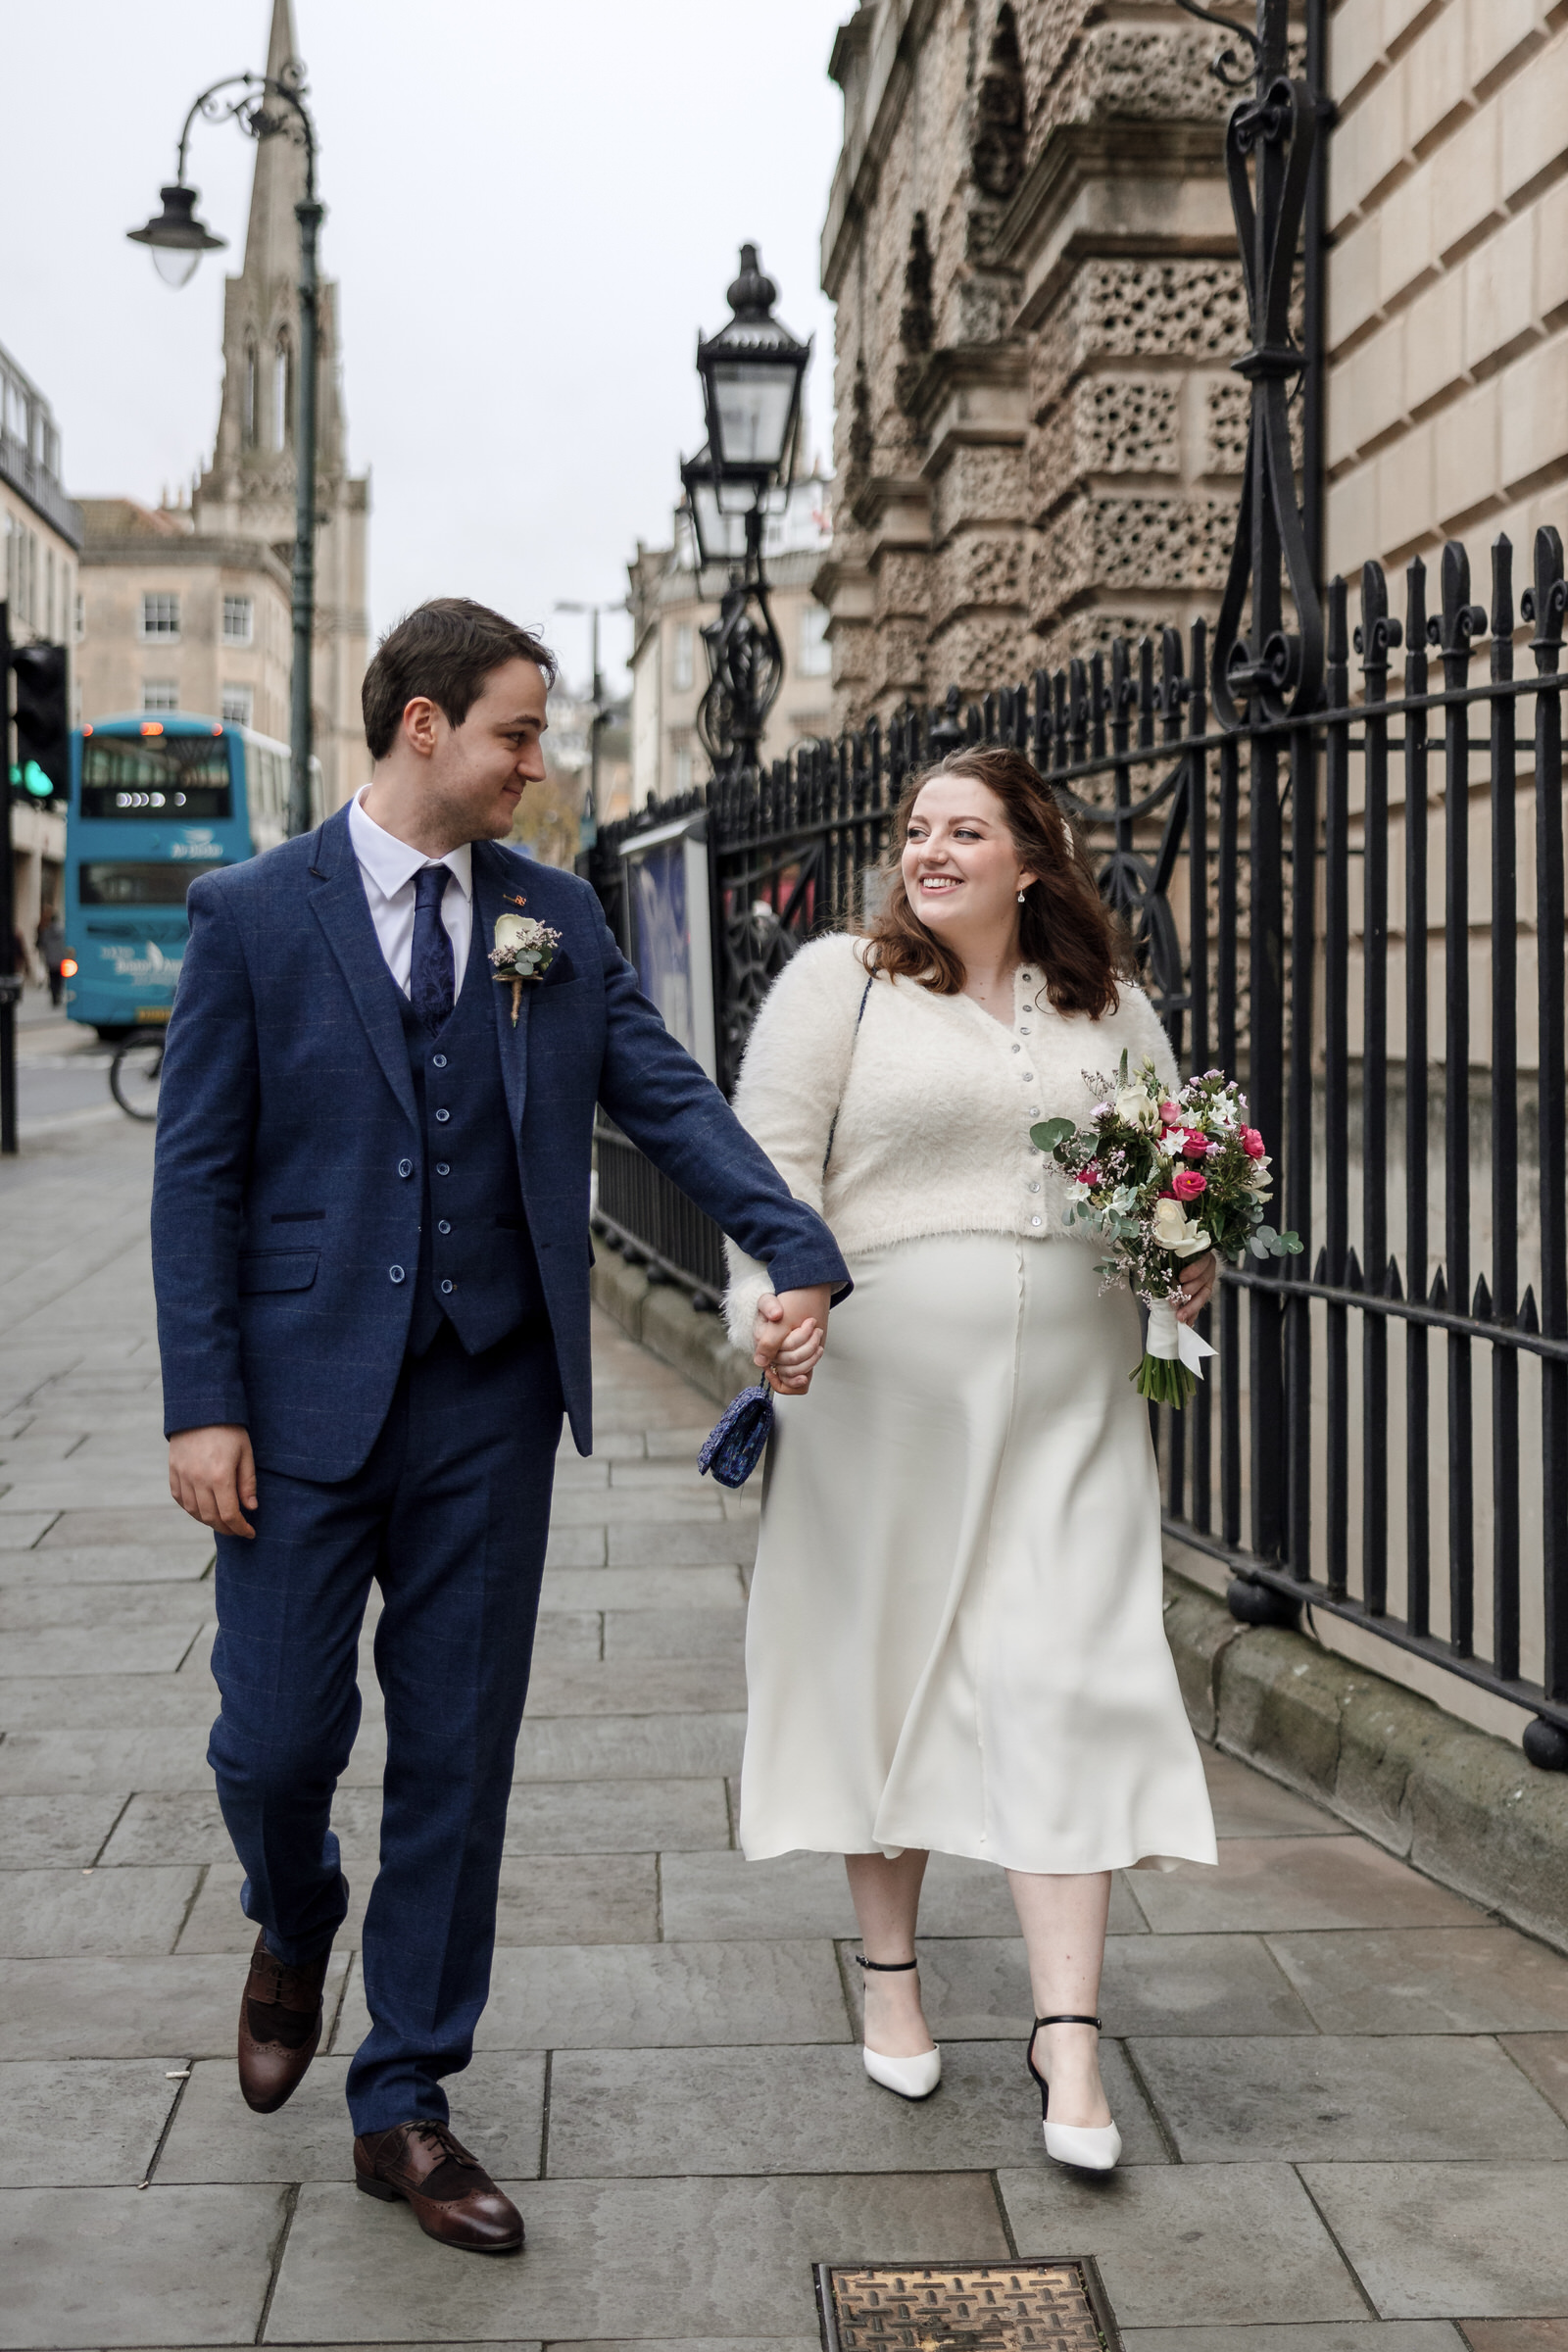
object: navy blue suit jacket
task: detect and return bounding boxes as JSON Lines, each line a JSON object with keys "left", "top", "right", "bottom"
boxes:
{"left": 151, "top": 806, "right": 847, "bottom": 1481}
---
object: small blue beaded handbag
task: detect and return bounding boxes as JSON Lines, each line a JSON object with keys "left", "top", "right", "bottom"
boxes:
{"left": 697, "top": 971, "right": 873, "bottom": 1490}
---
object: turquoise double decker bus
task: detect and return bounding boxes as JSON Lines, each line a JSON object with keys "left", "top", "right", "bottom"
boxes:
{"left": 63, "top": 713, "right": 321, "bottom": 1038}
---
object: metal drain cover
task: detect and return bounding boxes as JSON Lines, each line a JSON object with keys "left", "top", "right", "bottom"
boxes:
{"left": 815, "top": 2258, "right": 1119, "bottom": 2352}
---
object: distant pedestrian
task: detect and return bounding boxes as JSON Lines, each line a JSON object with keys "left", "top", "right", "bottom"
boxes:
{"left": 724, "top": 746, "right": 1218, "bottom": 2174}
{"left": 36, "top": 906, "right": 66, "bottom": 1005}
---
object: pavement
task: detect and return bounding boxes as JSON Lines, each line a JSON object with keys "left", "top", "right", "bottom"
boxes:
{"left": 4, "top": 1113, "right": 1568, "bottom": 2349}
{"left": 12, "top": 994, "right": 125, "bottom": 1133}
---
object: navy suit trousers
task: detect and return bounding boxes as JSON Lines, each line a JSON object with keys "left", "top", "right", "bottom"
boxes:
{"left": 207, "top": 1320, "right": 563, "bottom": 2134}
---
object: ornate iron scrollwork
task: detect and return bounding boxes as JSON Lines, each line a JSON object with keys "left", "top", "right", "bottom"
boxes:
{"left": 1176, "top": 0, "right": 1323, "bottom": 729}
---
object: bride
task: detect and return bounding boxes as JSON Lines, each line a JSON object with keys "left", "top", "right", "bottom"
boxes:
{"left": 723, "top": 746, "right": 1217, "bottom": 2171}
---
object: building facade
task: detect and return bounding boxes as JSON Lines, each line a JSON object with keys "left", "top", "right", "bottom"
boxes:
{"left": 2, "top": 338, "right": 80, "bottom": 973}
{"left": 78, "top": 0, "right": 369, "bottom": 806}
{"left": 817, "top": 0, "right": 1568, "bottom": 725}
{"left": 628, "top": 476, "right": 835, "bottom": 807}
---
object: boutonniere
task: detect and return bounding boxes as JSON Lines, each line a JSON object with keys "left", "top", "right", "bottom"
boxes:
{"left": 490, "top": 902, "right": 564, "bottom": 1025}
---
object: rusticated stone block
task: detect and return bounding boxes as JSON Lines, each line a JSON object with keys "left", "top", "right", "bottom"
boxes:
{"left": 1203, "top": 377, "right": 1251, "bottom": 476}
{"left": 1034, "top": 491, "right": 1235, "bottom": 624}
{"left": 1036, "top": 376, "right": 1183, "bottom": 496}
{"left": 930, "top": 530, "right": 1028, "bottom": 627}
{"left": 930, "top": 442, "right": 1027, "bottom": 537}
{"left": 926, "top": 611, "right": 1036, "bottom": 699}
{"left": 1036, "top": 608, "right": 1157, "bottom": 673}
{"left": 869, "top": 617, "right": 928, "bottom": 703}
{"left": 872, "top": 550, "right": 931, "bottom": 622}
{"left": 1033, "top": 262, "right": 1249, "bottom": 410}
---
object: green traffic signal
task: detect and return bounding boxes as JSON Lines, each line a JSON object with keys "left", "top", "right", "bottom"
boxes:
{"left": 8, "top": 761, "right": 56, "bottom": 800}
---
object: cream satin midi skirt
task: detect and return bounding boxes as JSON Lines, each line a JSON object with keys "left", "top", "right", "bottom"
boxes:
{"left": 739, "top": 1232, "right": 1218, "bottom": 1874}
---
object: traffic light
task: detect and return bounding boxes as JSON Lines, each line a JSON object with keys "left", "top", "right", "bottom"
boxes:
{"left": 12, "top": 643, "right": 69, "bottom": 803}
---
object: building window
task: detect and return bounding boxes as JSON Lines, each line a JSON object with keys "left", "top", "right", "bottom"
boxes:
{"left": 140, "top": 592, "right": 180, "bottom": 640}
{"left": 799, "top": 603, "right": 832, "bottom": 677}
{"left": 74, "top": 592, "right": 84, "bottom": 641}
{"left": 670, "top": 727, "right": 694, "bottom": 796}
{"left": 221, "top": 684, "right": 254, "bottom": 727}
{"left": 243, "top": 342, "right": 259, "bottom": 446}
{"left": 273, "top": 333, "right": 292, "bottom": 451}
{"left": 672, "top": 622, "right": 695, "bottom": 693}
{"left": 142, "top": 681, "right": 179, "bottom": 712}
{"left": 222, "top": 594, "right": 254, "bottom": 645}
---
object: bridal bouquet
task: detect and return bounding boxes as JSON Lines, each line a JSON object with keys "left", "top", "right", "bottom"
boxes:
{"left": 1031, "top": 1054, "right": 1301, "bottom": 1407}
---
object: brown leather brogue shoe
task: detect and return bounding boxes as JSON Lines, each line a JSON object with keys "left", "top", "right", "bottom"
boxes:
{"left": 237, "top": 1929, "right": 330, "bottom": 2114}
{"left": 353, "top": 2120, "right": 523, "bottom": 2253}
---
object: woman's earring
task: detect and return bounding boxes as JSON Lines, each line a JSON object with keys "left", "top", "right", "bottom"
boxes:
{"left": 1017, "top": 890, "right": 1027, "bottom": 904}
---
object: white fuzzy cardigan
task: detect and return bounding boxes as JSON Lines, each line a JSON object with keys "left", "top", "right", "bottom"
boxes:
{"left": 722, "top": 931, "right": 1178, "bottom": 1351}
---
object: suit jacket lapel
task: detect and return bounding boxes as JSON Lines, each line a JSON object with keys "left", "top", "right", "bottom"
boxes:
{"left": 472, "top": 842, "right": 529, "bottom": 1139}
{"left": 306, "top": 807, "right": 417, "bottom": 1125}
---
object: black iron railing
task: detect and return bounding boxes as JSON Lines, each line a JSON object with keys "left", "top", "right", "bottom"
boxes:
{"left": 585, "top": 523, "right": 1568, "bottom": 1768}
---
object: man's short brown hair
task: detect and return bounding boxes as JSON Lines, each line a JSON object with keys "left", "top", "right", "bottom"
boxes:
{"left": 362, "top": 598, "right": 558, "bottom": 760}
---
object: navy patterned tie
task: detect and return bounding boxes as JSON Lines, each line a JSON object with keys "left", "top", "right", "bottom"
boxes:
{"left": 411, "top": 863, "right": 455, "bottom": 1034}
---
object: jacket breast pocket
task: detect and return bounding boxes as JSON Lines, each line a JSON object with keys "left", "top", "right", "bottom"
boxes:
{"left": 239, "top": 1249, "right": 319, "bottom": 1296}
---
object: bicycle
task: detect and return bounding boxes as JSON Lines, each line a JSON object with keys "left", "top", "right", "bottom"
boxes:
{"left": 110, "top": 1030, "right": 166, "bottom": 1122}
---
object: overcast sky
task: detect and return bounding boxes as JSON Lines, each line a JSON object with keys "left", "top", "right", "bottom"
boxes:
{"left": 4, "top": 0, "right": 853, "bottom": 695}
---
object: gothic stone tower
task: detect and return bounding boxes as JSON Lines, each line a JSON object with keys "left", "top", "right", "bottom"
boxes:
{"left": 195, "top": 0, "right": 370, "bottom": 808}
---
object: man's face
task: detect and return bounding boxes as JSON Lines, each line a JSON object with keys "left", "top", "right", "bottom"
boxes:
{"left": 419, "top": 657, "right": 549, "bottom": 841}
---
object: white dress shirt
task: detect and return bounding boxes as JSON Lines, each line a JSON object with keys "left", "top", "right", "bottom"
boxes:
{"left": 348, "top": 786, "right": 473, "bottom": 998}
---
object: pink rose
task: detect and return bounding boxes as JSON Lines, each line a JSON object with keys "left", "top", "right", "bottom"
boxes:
{"left": 1241, "top": 1127, "right": 1266, "bottom": 1160}
{"left": 1159, "top": 1101, "right": 1183, "bottom": 1125}
{"left": 1171, "top": 1167, "right": 1208, "bottom": 1200}
{"left": 1181, "top": 1129, "right": 1209, "bottom": 1159}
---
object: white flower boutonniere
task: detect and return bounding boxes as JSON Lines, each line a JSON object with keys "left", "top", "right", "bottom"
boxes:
{"left": 490, "top": 906, "right": 563, "bottom": 1024}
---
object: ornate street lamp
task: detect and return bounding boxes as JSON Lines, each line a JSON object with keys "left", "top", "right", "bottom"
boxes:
{"left": 682, "top": 248, "right": 811, "bottom": 779}
{"left": 128, "top": 64, "right": 322, "bottom": 838}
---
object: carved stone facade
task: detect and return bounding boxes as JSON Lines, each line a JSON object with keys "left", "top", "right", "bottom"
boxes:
{"left": 818, "top": 0, "right": 1238, "bottom": 726}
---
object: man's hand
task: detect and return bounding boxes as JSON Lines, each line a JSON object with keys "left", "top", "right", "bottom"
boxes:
{"left": 1177, "top": 1251, "right": 1218, "bottom": 1327}
{"left": 169, "top": 1425, "right": 258, "bottom": 1539}
{"left": 752, "top": 1285, "right": 831, "bottom": 1396}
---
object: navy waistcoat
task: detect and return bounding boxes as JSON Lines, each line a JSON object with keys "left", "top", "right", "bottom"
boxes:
{"left": 398, "top": 929, "right": 546, "bottom": 1356}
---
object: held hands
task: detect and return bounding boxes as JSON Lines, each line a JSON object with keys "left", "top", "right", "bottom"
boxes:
{"left": 752, "top": 1284, "right": 831, "bottom": 1396}
{"left": 1176, "top": 1250, "right": 1218, "bottom": 1327}
{"left": 169, "top": 1424, "right": 258, "bottom": 1540}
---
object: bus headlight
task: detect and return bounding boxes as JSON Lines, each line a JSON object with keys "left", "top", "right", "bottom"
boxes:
{"left": 60, "top": 956, "right": 78, "bottom": 977}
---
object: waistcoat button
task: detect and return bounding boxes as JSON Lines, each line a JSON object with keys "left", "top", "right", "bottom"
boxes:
{"left": 435, "top": 1162, "right": 450, "bottom": 1176}
{"left": 397, "top": 1158, "right": 413, "bottom": 1178}
{"left": 432, "top": 1054, "right": 448, "bottom": 1068}
{"left": 437, "top": 1219, "right": 451, "bottom": 1235}
{"left": 440, "top": 1279, "right": 454, "bottom": 1295}
{"left": 389, "top": 1264, "right": 406, "bottom": 1284}
{"left": 435, "top": 1107, "right": 451, "bottom": 1124}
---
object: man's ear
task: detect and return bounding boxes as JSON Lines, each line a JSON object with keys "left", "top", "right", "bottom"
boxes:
{"left": 400, "top": 696, "right": 442, "bottom": 760}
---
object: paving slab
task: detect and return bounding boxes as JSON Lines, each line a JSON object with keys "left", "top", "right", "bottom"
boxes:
{"left": 607, "top": 1521, "right": 759, "bottom": 1567}
{"left": 1499, "top": 2034, "right": 1568, "bottom": 2124}
{"left": 644, "top": 1425, "right": 718, "bottom": 1458}
{"left": 0, "top": 1789, "right": 131, "bottom": 1865}
{"left": 603, "top": 1607, "right": 748, "bottom": 1661}
{"left": 1132, "top": 1838, "right": 1489, "bottom": 1935}
{"left": 0, "top": 1542, "right": 212, "bottom": 1586}
{"left": 0, "top": 1673, "right": 222, "bottom": 1728}
{"left": 538, "top": 1567, "right": 744, "bottom": 1614}
{"left": 512, "top": 1711, "right": 747, "bottom": 1782}
{"left": 660, "top": 1848, "right": 1148, "bottom": 1940}
{"left": 544, "top": 2037, "right": 1165, "bottom": 2178}
{"left": 523, "top": 1659, "right": 748, "bottom": 1715}
{"left": 0, "top": 1863, "right": 199, "bottom": 1956}
{"left": 0, "top": 1584, "right": 220, "bottom": 1634}
{"left": 0, "top": 1726, "right": 215, "bottom": 1792}
{"left": 0, "top": 1621, "right": 205, "bottom": 1676}
{"left": 1202, "top": 1748, "right": 1348, "bottom": 1838}
{"left": 0, "top": 2180, "right": 288, "bottom": 2348}
{"left": 998, "top": 2161, "right": 1366, "bottom": 2327}
{"left": 1124, "top": 2332, "right": 1465, "bottom": 2350}
{"left": 1268, "top": 1928, "right": 1568, "bottom": 2034}
{"left": 0, "top": 1951, "right": 348, "bottom": 2060}
{"left": 1458, "top": 2328, "right": 1568, "bottom": 2352}
{"left": 39, "top": 1506, "right": 209, "bottom": 1550}
{"left": 548, "top": 1490, "right": 725, "bottom": 1526}
{"left": 4, "top": 2057, "right": 183, "bottom": 2186}
{"left": 1299, "top": 2161, "right": 1568, "bottom": 2319}
{"left": 265, "top": 2173, "right": 1011, "bottom": 2343}
{"left": 1130, "top": 2032, "right": 1568, "bottom": 2163}
{"left": 101, "top": 1789, "right": 244, "bottom": 1866}
{"left": 157, "top": 2051, "right": 546, "bottom": 2182}
{"left": 187, "top": 1852, "right": 661, "bottom": 1956}
{"left": 543, "top": 1525, "right": 607, "bottom": 1567}
{"left": 0, "top": 1510, "right": 59, "bottom": 1548}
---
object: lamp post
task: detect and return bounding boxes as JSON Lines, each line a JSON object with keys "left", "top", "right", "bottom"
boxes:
{"left": 681, "top": 247, "right": 810, "bottom": 781}
{"left": 128, "top": 64, "right": 321, "bottom": 839}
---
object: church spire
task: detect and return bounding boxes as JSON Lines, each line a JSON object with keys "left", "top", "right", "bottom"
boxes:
{"left": 240, "top": 0, "right": 309, "bottom": 291}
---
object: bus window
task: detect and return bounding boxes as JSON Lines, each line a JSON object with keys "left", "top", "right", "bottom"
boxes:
{"left": 77, "top": 859, "right": 224, "bottom": 905}
{"left": 80, "top": 736, "right": 232, "bottom": 821}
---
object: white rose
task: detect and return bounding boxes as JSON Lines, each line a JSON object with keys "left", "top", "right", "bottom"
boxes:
{"left": 1114, "top": 1085, "right": 1160, "bottom": 1130}
{"left": 493, "top": 913, "right": 528, "bottom": 953}
{"left": 1152, "top": 1197, "right": 1190, "bottom": 1248}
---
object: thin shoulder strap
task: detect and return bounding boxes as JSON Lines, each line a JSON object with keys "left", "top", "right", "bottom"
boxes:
{"left": 822, "top": 966, "right": 874, "bottom": 1180}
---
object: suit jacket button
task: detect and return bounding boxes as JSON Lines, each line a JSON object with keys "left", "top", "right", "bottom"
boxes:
{"left": 440, "top": 1279, "right": 454, "bottom": 1295}
{"left": 435, "top": 1108, "right": 451, "bottom": 1124}
{"left": 437, "top": 1220, "right": 451, "bottom": 1236}
{"left": 435, "top": 1162, "right": 450, "bottom": 1176}
{"left": 432, "top": 1054, "right": 448, "bottom": 1068}
{"left": 389, "top": 1265, "right": 406, "bottom": 1284}
{"left": 397, "top": 1158, "right": 413, "bottom": 1179}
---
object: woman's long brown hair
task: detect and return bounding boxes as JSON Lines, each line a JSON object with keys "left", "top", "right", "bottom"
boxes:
{"left": 860, "top": 747, "right": 1129, "bottom": 1017}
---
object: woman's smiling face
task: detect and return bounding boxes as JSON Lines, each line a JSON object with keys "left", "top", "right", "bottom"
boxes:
{"left": 901, "top": 772, "right": 1036, "bottom": 943}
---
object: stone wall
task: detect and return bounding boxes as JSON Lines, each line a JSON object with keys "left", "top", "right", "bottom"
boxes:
{"left": 819, "top": 0, "right": 1247, "bottom": 728}
{"left": 1325, "top": 0, "right": 1568, "bottom": 579}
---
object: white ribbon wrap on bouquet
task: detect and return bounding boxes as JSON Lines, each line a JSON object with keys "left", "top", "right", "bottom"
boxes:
{"left": 1146, "top": 1298, "right": 1218, "bottom": 1381}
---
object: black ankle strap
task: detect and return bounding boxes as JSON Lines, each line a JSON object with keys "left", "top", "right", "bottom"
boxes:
{"left": 1034, "top": 2012, "right": 1102, "bottom": 2029}
{"left": 855, "top": 1954, "right": 918, "bottom": 1972}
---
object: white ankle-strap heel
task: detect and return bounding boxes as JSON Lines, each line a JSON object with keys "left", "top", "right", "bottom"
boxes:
{"left": 857, "top": 1954, "right": 942, "bottom": 2101}
{"left": 1027, "top": 2013, "right": 1121, "bottom": 2172}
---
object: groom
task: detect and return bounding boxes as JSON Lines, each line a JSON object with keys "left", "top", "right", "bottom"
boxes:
{"left": 151, "top": 598, "right": 844, "bottom": 2254}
